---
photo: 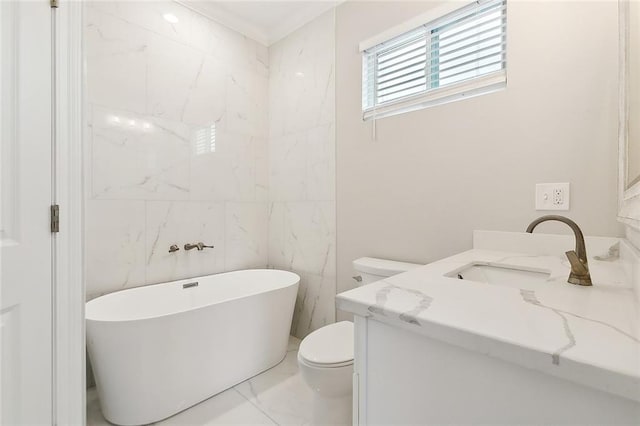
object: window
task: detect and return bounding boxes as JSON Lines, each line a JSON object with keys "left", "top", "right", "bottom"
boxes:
{"left": 362, "top": 0, "right": 506, "bottom": 120}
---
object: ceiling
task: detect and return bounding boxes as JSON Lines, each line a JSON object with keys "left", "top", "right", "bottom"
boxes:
{"left": 178, "top": 1, "right": 340, "bottom": 46}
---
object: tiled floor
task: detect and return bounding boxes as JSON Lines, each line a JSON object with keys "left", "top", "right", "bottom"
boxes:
{"left": 87, "top": 337, "right": 313, "bottom": 425}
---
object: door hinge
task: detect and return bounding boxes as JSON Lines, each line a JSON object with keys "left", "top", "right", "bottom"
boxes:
{"left": 50, "top": 204, "right": 60, "bottom": 233}
{"left": 50, "top": 0, "right": 58, "bottom": 8}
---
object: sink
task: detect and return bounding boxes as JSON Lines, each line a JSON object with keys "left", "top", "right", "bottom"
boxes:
{"left": 446, "top": 263, "right": 551, "bottom": 289}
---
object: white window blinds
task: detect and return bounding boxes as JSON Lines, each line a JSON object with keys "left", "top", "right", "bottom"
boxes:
{"left": 362, "top": 0, "right": 507, "bottom": 120}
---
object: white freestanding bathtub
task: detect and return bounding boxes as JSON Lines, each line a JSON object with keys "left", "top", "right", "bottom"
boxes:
{"left": 86, "top": 269, "right": 299, "bottom": 425}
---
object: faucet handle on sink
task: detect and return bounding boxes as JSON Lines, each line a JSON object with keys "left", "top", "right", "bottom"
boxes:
{"left": 565, "top": 250, "right": 591, "bottom": 286}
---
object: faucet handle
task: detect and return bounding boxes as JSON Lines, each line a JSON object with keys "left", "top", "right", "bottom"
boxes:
{"left": 565, "top": 250, "right": 589, "bottom": 275}
{"left": 169, "top": 244, "right": 180, "bottom": 253}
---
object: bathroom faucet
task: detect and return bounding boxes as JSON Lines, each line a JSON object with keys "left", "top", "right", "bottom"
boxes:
{"left": 526, "top": 215, "right": 592, "bottom": 286}
{"left": 184, "top": 242, "right": 214, "bottom": 251}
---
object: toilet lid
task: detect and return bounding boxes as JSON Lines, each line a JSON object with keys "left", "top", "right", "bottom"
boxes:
{"left": 298, "top": 321, "right": 354, "bottom": 367}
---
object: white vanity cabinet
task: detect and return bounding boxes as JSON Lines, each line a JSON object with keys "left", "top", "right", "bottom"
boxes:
{"left": 352, "top": 316, "right": 640, "bottom": 425}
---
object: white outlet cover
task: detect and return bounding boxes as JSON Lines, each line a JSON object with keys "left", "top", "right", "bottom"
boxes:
{"left": 535, "top": 183, "right": 570, "bottom": 211}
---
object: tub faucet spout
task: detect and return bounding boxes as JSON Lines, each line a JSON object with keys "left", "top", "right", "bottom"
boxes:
{"left": 525, "top": 215, "right": 592, "bottom": 286}
{"left": 184, "top": 242, "right": 214, "bottom": 251}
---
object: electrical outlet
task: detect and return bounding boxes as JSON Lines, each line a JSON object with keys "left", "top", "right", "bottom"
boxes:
{"left": 553, "top": 188, "right": 564, "bottom": 205}
{"left": 536, "top": 183, "right": 570, "bottom": 211}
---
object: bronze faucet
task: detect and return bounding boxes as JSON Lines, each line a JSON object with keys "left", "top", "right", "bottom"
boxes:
{"left": 526, "top": 215, "right": 592, "bottom": 286}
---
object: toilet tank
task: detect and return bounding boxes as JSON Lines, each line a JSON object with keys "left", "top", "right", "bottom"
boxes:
{"left": 352, "top": 257, "right": 422, "bottom": 286}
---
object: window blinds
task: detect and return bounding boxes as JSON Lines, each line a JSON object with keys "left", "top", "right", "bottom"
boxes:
{"left": 362, "top": 0, "right": 507, "bottom": 120}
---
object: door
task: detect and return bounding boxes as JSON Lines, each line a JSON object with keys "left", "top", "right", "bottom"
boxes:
{"left": 1, "top": 1, "right": 53, "bottom": 424}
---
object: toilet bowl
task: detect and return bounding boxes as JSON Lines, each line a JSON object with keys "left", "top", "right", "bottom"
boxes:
{"left": 297, "top": 257, "right": 422, "bottom": 425}
{"left": 298, "top": 321, "right": 354, "bottom": 425}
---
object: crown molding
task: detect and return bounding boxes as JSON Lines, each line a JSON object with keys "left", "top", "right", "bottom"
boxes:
{"left": 267, "top": 1, "right": 339, "bottom": 45}
{"left": 177, "top": 1, "right": 342, "bottom": 47}
{"left": 175, "top": 0, "right": 270, "bottom": 45}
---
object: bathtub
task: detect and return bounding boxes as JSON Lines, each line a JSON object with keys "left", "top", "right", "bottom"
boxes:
{"left": 86, "top": 269, "right": 299, "bottom": 425}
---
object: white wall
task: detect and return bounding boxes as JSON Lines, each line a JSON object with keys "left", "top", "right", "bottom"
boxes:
{"left": 85, "top": 2, "right": 269, "bottom": 299}
{"left": 336, "top": 1, "right": 623, "bottom": 310}
{"left": 268, "top": 10, "right": 336, "bottom": 338}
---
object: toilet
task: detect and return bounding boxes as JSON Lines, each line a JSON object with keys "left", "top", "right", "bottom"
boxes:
{"left": 297, "top": 257, "right": 422, "bottom": 425}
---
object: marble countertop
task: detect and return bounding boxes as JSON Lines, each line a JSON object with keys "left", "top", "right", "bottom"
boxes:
{"left": 336, "top": 231, "right": 640, "bottom": 403}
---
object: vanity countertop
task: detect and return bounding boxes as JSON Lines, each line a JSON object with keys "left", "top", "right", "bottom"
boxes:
{"left": 336, "top": 231, "right": 640, "bottom": 403}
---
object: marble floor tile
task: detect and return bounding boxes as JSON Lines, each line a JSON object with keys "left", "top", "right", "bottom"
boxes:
{"left": 234, "top": 338, "right": 314, "bottom": 426}
{"left": 155, "top": 389, "right": 276, "bottom": 426}
{"left": 87, "top": 336, "right": 312, "bottom": 426}
{"left": 86, "top": 388, "right": 112, "bottom": 426}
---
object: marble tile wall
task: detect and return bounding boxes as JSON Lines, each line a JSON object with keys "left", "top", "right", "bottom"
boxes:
{"left": 267, "top": 10, "right": 337, "bottom": 338}
{"left": 84, "top": 1, "right": 269, "bottom": 299}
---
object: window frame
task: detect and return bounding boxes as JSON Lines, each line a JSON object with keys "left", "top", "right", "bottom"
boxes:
{"left": 361, "top": 0, "right": 507, "bottom": 121}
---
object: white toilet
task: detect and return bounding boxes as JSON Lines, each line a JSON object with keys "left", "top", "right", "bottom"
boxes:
{"left": 297, "top": 257, "right": 422, "bottom": 425}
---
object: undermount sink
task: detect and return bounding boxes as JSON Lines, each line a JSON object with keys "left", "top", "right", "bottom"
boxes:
{"left": 446, "top": 263, "right": 551, "bottom": 289}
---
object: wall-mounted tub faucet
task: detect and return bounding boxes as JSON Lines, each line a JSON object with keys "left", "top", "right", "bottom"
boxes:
{"left": 184, "top": 242, "right": 214, "bottom": 251}
{"left": 169, "top": 244, "right": 180, "bottom": 253}
{"left": 525, "top": 215, "right": 592, "bottom": 286}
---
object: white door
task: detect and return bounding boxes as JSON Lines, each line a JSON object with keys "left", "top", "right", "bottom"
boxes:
{"left": 0, "top": 1, "right": 53, "bottom": 424}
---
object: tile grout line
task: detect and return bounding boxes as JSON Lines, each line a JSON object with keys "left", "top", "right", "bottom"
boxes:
{"left": 231, "top": 387, "right": 281, "bottom": 426}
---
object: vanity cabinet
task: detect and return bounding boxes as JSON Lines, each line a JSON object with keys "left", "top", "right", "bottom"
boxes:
{"left": 353, "top": 316, "right": 640, "bottom": 425}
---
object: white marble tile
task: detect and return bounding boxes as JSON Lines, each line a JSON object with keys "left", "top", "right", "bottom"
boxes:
{"left": 234, "top": 346, "right": 314, "bottom": 426}
{"left": 267, "top": 71, "right": 286, "bottom": 139}
{"left": 86, "top": 388, "right": 111, "bottom": 426}
{"left": 189, "top": 131, "right": 258, "bottom": 201}
{"left": 226, "top": 69, "right": 269, "bottom": 138}
{"left": 85, "top": 200, "right": 146, "bottom": 298}
{"left": 306, "top": 123, "right": 335, "bottom": 201}
{"left": 145, "top": 201, "right": 225, "bottom": 284}
{"left": 284, "top": 59, "right": 333, "bottom": 136}
{"left": 180, "top": 54, "right": 226, "bottom": 128}
{"left": 267, "top": 11, "right": 336, "bottom": 339}
{"left": 146, "top": 33, "right": 205, "bottom": 123}
{"left": 217, "top": 28, "right": 268, "bottom": 75}
{"left": 282, "top": 202, "right": 336, "bottom": 277}
{"left": 156, "top": 388, "right": 276, "bottom": 426}
{"left": 91, "top": 105, "right": 191, "bottom": 200}
{"left": 86, "top": 1, "right": 272, "bottom": 298}
{"left": 287, "top": 335, "right": 302, "bottom": 352}
{"left": 267, "top": 202, "right": 287, "bottom": 269}
{"left": 256, "top": 43, "right": 270, "bottom": 77}
{"left": 189, "top": 11, "right": 227, "bottom": 57}
{"left": 269, "top": 132, "right": 307, "bottom": 201}
{"left": 255, "top": 136, "right": 269, "bottom": 202}
{"left": 224, "top": 202, "right": 268, "bottom": 271}
{"left": 268, "top": 10, "right": 335, "bottom": 136}
{"left": 87, "top": 1, "right": 193, "bottom": 51}
{"left": 87, "top": 380, "right": 279, "bottom": 426}
{"left": 269, "top": 201, "right": 337, "bottom": 338}
{"left": 291, "top": 272, "right": 337, "bottom": 338}
{"left": 85, "top": 7, "right": 148, "bottom": 114}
